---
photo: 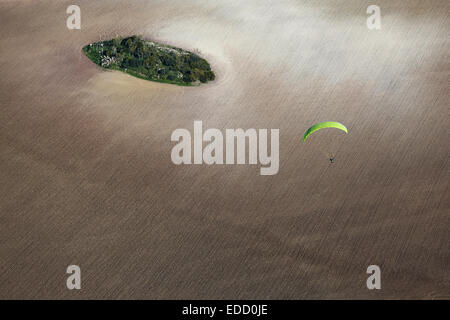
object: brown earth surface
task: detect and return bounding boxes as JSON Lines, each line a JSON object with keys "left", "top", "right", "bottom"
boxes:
{"left": 0, "top": 0, "right": 449, "bottom": 299}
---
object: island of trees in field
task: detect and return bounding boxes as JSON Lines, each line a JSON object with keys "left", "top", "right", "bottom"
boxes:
{"left": 82, "top": 35, "right": 215, "bottom": 86}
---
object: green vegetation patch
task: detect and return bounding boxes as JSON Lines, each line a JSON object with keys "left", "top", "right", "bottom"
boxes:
{"left": 83, "top": 35, "right": 215, "bottom": 86}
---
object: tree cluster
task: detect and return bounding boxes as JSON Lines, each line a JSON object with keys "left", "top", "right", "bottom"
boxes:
{"left": 83, "top": 36, "right": 215, "bottom": 85}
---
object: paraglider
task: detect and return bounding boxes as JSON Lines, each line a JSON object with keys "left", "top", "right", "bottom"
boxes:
{"left": 302, "top": 121, "right": 348, "bottom": 144}
{"left": 302, "top": 121, "right": 348, "bottom": 163}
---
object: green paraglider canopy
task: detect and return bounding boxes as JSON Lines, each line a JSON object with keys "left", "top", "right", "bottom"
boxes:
{"left": 302, "top": 121, "right": 348, "bottom": 144}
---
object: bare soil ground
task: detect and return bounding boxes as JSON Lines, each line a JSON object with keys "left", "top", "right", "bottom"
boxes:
{"left": 0, "top": 0, "right": 448, "bottom": 299}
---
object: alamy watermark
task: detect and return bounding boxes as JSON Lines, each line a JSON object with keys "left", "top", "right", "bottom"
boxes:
{"left": 171, "top": 121, "right": 279, "bottom": 175}
{"left": 66, "top": 5, "right": 81, "bottom": 30}
{"left": 366, "top": 265, "right": 381, "bottom": 289}
{"left": 66, "top": 265, "right": 81, "bottom": 290}
{"left": 367, "top": 5, "right": 381, "bottom": 30}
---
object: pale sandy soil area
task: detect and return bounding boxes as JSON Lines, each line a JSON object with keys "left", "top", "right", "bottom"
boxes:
{"left": 0, "top": 0, "right": 449, "bottom": 298}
